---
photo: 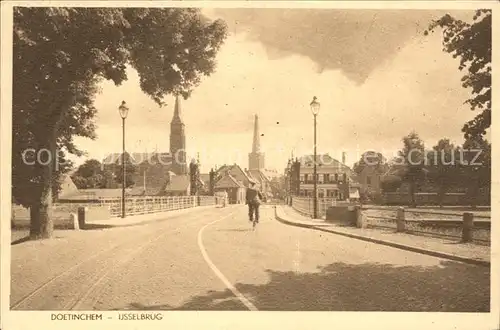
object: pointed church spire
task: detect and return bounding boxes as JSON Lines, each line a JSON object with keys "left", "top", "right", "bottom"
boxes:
{"left": 171, "top": 94, "right": 183, "bottom": 124}
{"left": 170, "top": 94, "right": 187, "bottom": 174}
{"left": 248, "top": 114, "right": 265, "bottom": 170}
{"left": 252, "top": 114, "right": 260, "bottom": 153}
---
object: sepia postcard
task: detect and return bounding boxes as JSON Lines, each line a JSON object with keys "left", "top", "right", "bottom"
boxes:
{"left": 1, "top": 1, "right": 498, "bottom": 330}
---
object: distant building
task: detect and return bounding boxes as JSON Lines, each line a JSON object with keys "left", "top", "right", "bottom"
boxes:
{"left": 245, "top": 114, "right": 281, "bottom": 199}
{"left": 285, "top": 154, "right": 360, "bottom": 201}
{"left": 164, "top": 172, "right": 191, "bottom": 196}
{"left": 102, "top": 95, "right": 189, "bottom": 196}
{"left": 356, "top": 164, "right": 384, "bottom": 197}
{"left": 214, "top": 172, "right": 246, "bottom": 204}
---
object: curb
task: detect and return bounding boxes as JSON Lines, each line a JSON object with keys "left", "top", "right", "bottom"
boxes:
{"left": 275, "top": 208, "right": 490, "bottom": 267}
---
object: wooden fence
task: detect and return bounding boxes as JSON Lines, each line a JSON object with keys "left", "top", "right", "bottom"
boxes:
{"left": 361, "top": 206, "right": 491, "bottom": 245}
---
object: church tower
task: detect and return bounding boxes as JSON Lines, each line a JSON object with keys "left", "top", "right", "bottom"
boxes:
{"left": 248, "top": 114, "right": 265, "bottom": 170}
{"left": 170, "top": 95, "right": 187, "bottom": 174}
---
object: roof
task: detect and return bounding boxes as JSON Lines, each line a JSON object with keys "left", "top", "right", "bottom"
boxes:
{"left": 216, "top": 164, "right": 252, "bottom": 185}
{"left": 58, "top": 174, "right": 79, "bottom": 198}
{"left": 247, "top": 169, "right": 271, "bottom": 184}
{"left": 215, "top": 173, "right": 245, "bottom": 189}
{"left": 129, "top": 186, "right": 165, "bottom": 196}
{"left": 102, "top": 152, "right": 172, "bottom": 166}
{"left": 298, "top": 154, "right": 354, "bottom": 175}
{"left": 59, "top": 188, "right": 133, "bottom": 200}
{"left": 164, "top": 175, "right": 190, "bottom": 192}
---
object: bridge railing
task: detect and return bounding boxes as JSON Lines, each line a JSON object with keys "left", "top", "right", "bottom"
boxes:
{"left": 291, "top": 197, "right": 338, "bottom": 219}
{"left": 99, "top": 196, "right": 217, "bottom": 217}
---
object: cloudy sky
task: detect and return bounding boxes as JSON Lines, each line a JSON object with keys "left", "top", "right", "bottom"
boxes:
{"left": 71, "top": 7, "right": 485, "bottom": 173}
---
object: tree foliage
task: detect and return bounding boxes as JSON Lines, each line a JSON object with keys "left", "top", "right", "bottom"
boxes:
{"left": 461, "top": 137, "right": 491, "bottom": 207}
{"left": 425, "top": 10, "right": 491, "bottom": 140}
{"left": 425, "top": 139, "right": 461, "bottom": 206}
{"left": 397, "top": 132, "right": 427, "bottom": 207}
{"left": 112, "top": 153, "right": 138, "bottom": 188}
{"left": 71, "top": 159, "right": 113, "bottom": 189}
{"left": 353, "top": 151, "right": 388, "bottom": 176}
{"left": 13, "top": 7, "right": 227, "bottom": 238}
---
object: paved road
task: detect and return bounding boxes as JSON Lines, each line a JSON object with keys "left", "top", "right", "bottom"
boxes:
{"left": 11, "top": 205, "right": 490, "bottom": 312}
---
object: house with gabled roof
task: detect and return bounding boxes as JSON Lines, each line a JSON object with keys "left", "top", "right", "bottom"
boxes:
{"left": 215, "top": 164, "right": 253, "bottom": 187}
{"left": 214, "top": 172, "right": 246, "bottom": 204}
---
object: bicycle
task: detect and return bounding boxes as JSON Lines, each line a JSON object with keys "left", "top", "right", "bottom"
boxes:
{"left": 252, "top": 217, "right": 258, "bottom": 230}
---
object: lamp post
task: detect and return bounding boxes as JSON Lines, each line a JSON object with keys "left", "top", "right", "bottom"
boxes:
{"left": 118, "top": 101, "right": 129, "bottom": 218}
{"left": 310, "top": 96, "right": 320, "bottom": 219}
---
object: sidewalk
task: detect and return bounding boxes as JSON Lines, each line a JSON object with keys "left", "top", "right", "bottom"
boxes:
{"left": 86, "top": 204, "right": 219, "bottom": 228}
{"left": 275, "top": 206, "right": 490, "bottom": 267}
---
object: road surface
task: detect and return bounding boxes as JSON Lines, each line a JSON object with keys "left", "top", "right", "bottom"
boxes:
{"left": 11, "top": 205, "right": 490, "bottom": 312}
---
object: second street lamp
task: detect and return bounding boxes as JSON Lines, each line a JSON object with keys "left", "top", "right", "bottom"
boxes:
{"left": 119, "top": 101, "right": 130, "bottom": 218}
{"left": 310, "top": 96, "right": 320, "bottom": 219}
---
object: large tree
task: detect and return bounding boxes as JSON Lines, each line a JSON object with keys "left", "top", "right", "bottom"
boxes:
{"left": 112, "top": 153, "right": 138, "bottom": 189}
{"left": 425, "top": 10, "right": 491, "bottom": 140}
{"left": 13, "top": 8, "right": 227, "bottom": 239}
{"left": 71, "top": 158, "right": 115, "bottom": 189}
{"left": 397, "top": 132, "right": 426, "bottom": 207}
{"left": 426, "top": 139, "right": 460, "bottom": 207}
{"left": 353, "top": 151, "right": 388, "bottom": 176}
{"left": 461, "top": 137, "right": 491, "bottom": 208}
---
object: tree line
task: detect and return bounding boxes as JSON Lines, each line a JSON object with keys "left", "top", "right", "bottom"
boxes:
{"left": 70, "top": 157, "right": 138, "bottom": 190}
{"left": 353, "top": 132, "right": 491, "bottom": 207}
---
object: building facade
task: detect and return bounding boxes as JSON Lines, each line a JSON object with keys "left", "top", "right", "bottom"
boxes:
{"left": 285, "top": 154, "right": 360, "bottom": 201}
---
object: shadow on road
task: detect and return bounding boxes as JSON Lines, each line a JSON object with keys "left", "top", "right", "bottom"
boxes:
{"left": 82, "top": 223, "right": 114, "bottom": 230}
{"left": 11, "top": 223, "right": 114, "bottom": 246}
{"left": 117, "top": 260, "right": 490, "bottom": 312}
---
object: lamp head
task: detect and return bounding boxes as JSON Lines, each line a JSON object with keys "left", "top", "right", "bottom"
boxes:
{"left": 310, "top": 96, "right": 320, "bottom": 115}
{"left": 119, "top": 101, "right": 129, "bottom": 119}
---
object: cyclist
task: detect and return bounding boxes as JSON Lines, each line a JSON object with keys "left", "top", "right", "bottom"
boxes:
{"left": 245, "top": 179, "right": 263, "bottom": 223}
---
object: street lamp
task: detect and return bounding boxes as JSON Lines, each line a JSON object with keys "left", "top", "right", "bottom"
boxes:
{"left": 310, "top": 96, "right": 320, "bottom": 219}
{"left": 119, "top": 101, "right": 129, "bottom": 218}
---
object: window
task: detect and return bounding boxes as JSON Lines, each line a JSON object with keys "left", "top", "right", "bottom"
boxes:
{"left": 304, "top": 174, "right": 308, "bottom": 183}
{"left": 300, "top": 175, "right": 304, "bottom": 183}
{"left": 324, "top": 174, "right": 329, "bottom": 183}
{"left": 367, "top": 177, "right": 372, "bottom": 185}
{"left": 334, "top": 173, "right": 339, "bottom": 182}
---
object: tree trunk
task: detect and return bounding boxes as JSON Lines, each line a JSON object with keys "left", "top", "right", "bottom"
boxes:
{"left": 29, "top": 134, "right": 57, "bottom": 239}
{"left": 409, "top": 180, "right": 417, "bottom": 208}
{"left": 28, "top": 94, "right": 69, "bottom": 239}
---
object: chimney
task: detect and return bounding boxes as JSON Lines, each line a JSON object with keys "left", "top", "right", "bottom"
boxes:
{"left": 342, "top": 152, "right": 346, "bottom": 165}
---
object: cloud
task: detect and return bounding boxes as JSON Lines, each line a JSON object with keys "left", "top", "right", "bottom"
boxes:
{"left": 72, "top": 8, "right": 482, "bottom": 172}
{"left": 211, "top": 8, "right": 476, "bottom": 84}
